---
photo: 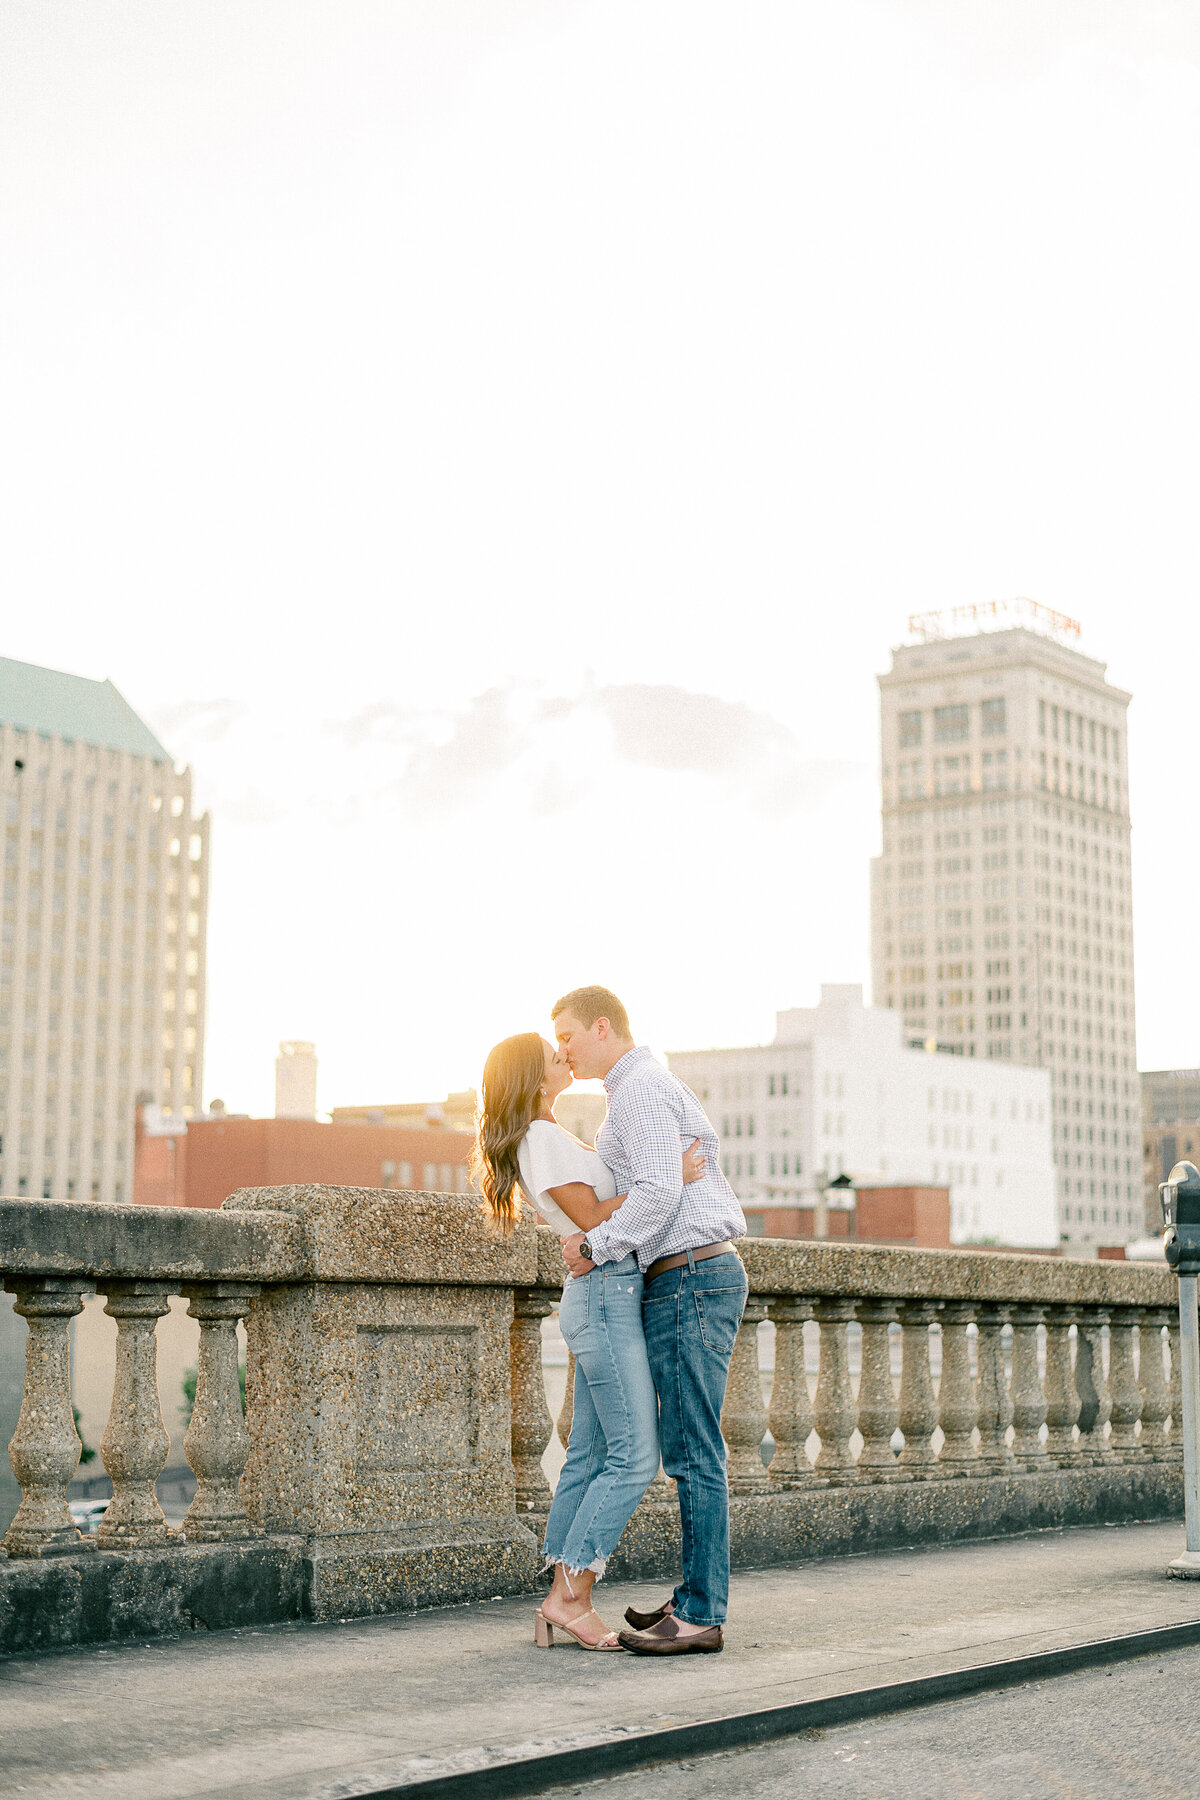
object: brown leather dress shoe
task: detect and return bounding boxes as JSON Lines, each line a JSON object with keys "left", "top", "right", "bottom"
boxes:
{"left": 617, "top": 1616, "right": 724, "bottom": 1655}
{"left": 623, "top": 1597, "right": 675, "bottom": 1631}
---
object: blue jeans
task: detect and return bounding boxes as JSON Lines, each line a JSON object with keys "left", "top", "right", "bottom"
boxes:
{"left": 641, "top": 1251, "right": 748, "bottom": 1627}
{"left": 544, "top": 1255, "right": 660, "bottom": 1577}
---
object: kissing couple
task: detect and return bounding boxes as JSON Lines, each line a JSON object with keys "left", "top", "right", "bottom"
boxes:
{"left": 472, "top": 985, "right": 748, "bottom": 1655}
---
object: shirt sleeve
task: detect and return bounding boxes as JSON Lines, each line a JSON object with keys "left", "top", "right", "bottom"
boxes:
{"left": 520, "top": 1126, "right": 592, "bottom": 1218}
{"left": 583, "top": 1081, "right": 683, "bottom": 1263}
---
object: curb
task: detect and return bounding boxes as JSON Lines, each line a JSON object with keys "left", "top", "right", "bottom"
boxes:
{"left": 343, "top": 1614, "right": 1200, "bottom": 1800}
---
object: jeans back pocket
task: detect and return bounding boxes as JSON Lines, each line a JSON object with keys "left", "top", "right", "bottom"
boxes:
{"left": 693, "top": 1285, "right": 746, "bottom": 1355}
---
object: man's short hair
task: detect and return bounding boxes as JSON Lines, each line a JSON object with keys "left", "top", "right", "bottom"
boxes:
{"left": 552, "top": 985, "right": 632, "bottom": 1040}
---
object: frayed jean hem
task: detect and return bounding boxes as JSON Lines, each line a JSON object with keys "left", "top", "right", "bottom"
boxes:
{"left": 542, "top": 1551, "right": 609, "bottom": 1580}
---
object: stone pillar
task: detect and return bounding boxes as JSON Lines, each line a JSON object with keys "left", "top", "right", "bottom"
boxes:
{"left": 897, "top": 1301, "right": 940, "bottom": 1478}
{"left": 975, "top": 1304, "right": 1015, "bottom": 1475}
{"left": 511, "top": 1290, "right": 555, "bottom": 1517}
{"left": 181, "top": 1285, "right": 259, "bottom": 1541}
{"left": 813, "top": 1299, "right": 859, "bottom": 1484}
{"left": 1008, "top": 1305, "right": 1047, "bottom": 1468}
{"left": 722, "top": 1299, "right": 770, "bottom": 1494}
{"left": 936, "top": 1302, "right": 979, "bottom": 1474}
{"left": 1168, "top": 1318, "right": 1183, "bottom": 1459}
{"left": 766, "top": 1297, "right": 816, "bottom": 1488}
{"left": 1138, "top": 1309, "right": 1171, "bottom": 1462}
{"left": 1075, "top": 1309, "right": 1113, "bottom": 1464}
{"left": 855, "top": 1300, "right": 900, "bottom": 1481}
{"left": 1106, "top": 1305, "right": 1143, "bottom": 1463}
{"left": 98, "top": 1283, "right": 175, "bottom": 1547}
{"left": 3, "top": 1280, "right": 91, "bottom": 1557}
{"left": 1043, "top": 1309, "right": 1082, "bottom": 1466}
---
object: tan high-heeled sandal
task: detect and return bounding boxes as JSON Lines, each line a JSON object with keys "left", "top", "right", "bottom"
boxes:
{"left": 534, "top": 1606, "right": 622, "bottom": 1650}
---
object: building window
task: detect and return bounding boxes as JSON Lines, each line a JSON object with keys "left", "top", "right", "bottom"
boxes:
{"left": 899, "top": 710, "right": 923, "bottom": 747}
{"left": 934, "top": 756, "right": 967, "bottom": 796}
{"left": 934, "top": 704, "right": 969, "bottom": 742}
{"left": 981, "top": 698, "right": 1006, "bottom": 736}
{"left": 899, "top": 759, "right": 924, "bottom": 800}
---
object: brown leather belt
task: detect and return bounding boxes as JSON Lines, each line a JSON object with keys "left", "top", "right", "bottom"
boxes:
{"left": 645, "top": 1240, "right": 736, "bottom": 1283}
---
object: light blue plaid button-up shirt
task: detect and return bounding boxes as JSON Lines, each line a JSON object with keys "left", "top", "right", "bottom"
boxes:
{"left": 583, "top": 1047, "right": 746, "bottom": 1272}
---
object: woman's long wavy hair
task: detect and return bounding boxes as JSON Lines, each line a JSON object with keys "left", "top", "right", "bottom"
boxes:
{"left": 472, "top": 1033, "right": 546, "bottom": 1234}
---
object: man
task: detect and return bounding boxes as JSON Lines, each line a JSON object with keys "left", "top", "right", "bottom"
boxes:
{"left": 553, "top": 984, "right": 748, "bottom": 1656}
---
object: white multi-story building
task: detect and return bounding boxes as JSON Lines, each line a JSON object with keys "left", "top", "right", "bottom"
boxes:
{"left": 870, "top": 603, "right": 1140, "bottom": 1247}
{"left": 0, "top": 656, "right": 210, "bottom": 1204}
{"left": 668, "top": 985, "right": 1056, "bottom": 1247}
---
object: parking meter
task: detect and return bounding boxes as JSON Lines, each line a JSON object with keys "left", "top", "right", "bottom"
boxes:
{"left": 1162, "top": 1160, "right": 1200, "bottom": 1274}
{"left": 1161, "top": 1162, "right": 1200, "bottom": 1577}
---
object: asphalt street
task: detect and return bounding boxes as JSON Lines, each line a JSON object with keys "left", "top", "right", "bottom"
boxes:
{"left": 536, "top": 1643, "right": 1200, "bottom": 1800}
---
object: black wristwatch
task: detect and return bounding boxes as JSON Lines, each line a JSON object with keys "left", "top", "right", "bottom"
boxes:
{"left": 579, "top": 1238, "right": 593, "bottom": 1263}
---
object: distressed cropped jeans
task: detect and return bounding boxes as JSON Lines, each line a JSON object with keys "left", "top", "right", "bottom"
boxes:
{"left": 543, "top": 1255, "right": 660, "bottom": 1578}
{"left": 641, "top": 1251, "right": 748, "bottom": 1626}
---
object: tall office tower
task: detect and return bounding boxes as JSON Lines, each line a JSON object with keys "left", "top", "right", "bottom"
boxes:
{"left": 0, "top": 656, "right": 210, "bottom": 1204}
{"left": 870, "top": 601, "right": 1139, "bottom": 1248}
{"left": 275, "top": 1040, "right": 318, "bottom": 1120}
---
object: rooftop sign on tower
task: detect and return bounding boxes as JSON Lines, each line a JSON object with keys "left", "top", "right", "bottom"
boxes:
{"left": 907, "top": 597, "right": 1082, "bottom": 645}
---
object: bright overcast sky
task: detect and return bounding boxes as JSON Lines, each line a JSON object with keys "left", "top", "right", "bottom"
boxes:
{"left": 2, "top": 1, "right": 1198, "bottom": 1116}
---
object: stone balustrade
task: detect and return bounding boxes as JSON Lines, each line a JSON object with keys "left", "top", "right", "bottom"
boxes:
{"left": 0, "top": 1190, "right": 1187, "bottom": 1655}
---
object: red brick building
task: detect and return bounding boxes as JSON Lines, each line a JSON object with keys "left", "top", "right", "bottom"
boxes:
{"left": 745, "top": 1184, "right": 951, "bottom": 1249}
{"left": 133, "top": 1104, "right": 474, "bottom": 1209}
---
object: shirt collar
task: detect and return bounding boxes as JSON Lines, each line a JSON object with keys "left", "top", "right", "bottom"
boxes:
{"left": 603, "top": 1045, "right": 654, "bottom": 1094}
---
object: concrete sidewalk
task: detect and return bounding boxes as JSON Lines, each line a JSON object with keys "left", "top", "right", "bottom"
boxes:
{"left": 1, "top": 1522, "right": 1197, "bottom": 1800}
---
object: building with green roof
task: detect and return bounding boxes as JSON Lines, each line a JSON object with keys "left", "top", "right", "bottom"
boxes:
{"left": 1, "top": 656, "right": 208, "bottom": 1210}
{"left": 0, "top": 656, "right": 170, "bottom": 763}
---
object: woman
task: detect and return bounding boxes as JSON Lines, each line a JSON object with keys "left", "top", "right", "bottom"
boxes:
{"left": 474, "top": 1031, "right": 703, "bottom": 1651}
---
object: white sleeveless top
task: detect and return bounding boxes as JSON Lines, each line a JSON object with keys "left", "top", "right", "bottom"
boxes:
{"left": 516, "top": 1119, "right": 619, "bottom": 1234}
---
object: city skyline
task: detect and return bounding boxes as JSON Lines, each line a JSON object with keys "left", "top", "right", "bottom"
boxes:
{"left": 2, "top": 606, "right": 1190, "bottom": 1141}
{"left": 4, "top": 4, "right": 1200, "bottom": 1116}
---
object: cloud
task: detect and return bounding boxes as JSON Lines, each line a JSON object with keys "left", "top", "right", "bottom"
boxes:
{"left": 596, "top": 682, "right": 862, "bottom": 816}
{"left": 597, "top": 684, "right": 789, "bottom": 776}
{"left": 316, "top": 679, "right": 863, "bottom": 823}
{"left": 401, "top": 687, "right": 534, "bottom": 811}
{"left": 146, "top": 697, "right": 246, "bottom": 747}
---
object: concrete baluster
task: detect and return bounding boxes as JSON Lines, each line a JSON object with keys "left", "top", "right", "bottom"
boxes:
{"left": 975, "top": 1304, "right": 1015, "bottom": 1474}
{"left": 1008, "top": 1305, "right": 1047, "bottom": 1467}
{"left": 722, "top": 1299, "right": 770, "bottom": 1494}
{"left": 1137, "top": 1309, "right": 1171, "bottom": 1462}
{"left": 813, "top": 1299, "right": 859, "bottom": 1484}
{"left": 97, "top": 1283, "right": 175, "bottom": 1546}
{"left": 935, "top": 1302, "right": 979, "bottom": 1474}
{"left": 1106, "top": 1305, "right": 1143, "bottom": 1462}
{"left": 3, "top": 1280, "right": 91, "bottom": 1557}
{"left": 510, "top": 1290, "right": 555, "bottom": 1515}
{"left": 766, "top": 1297, "right": 816, "bottom": 1488}
{"left": 1074, "top": 1309, "right": 1113, "bottom": 1463}
{"left": 181, "top": 1285, "right": 259, "bottom": 1540}
{"left": 855, "top": 1300, "right": 900, "bottom": 1481}
{"left": 897, "top": 1301, "right": 940, "bottom": 1478}
{"left": 1168, "top": 1319, "right": 1183, "bottom": 1459}
{"left": 1043, "top": 1309, "right": 1082, "bottom": 1465}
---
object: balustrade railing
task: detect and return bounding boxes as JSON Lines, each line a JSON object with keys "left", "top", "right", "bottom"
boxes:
{"left": 1, "top": 1196, "right": 294, "bottom": 1561}
{"left": 515, "top": 1238, "right": 1185, "bottom": 1501}
{"left": 0, "top": 1193, "right": 1187, "bottom": 1652}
